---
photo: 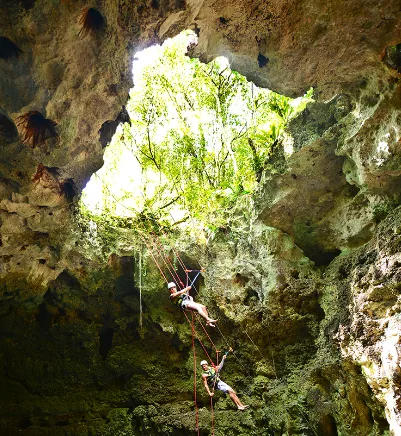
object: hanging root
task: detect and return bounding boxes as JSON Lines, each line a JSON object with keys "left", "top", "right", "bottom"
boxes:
{"left": 16, "top": 111, "right": 58, "bottom": 148}
{"left": 78, "top": 8, "right": 104, "bottom": 37}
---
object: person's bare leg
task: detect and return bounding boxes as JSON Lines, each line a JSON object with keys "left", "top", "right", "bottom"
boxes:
{"left": 200, "top": 304, "right": 217, "bottom": 325}
{"left": 187, "top": 302, "right": 217, "bottom": 324}
{"left": 186, "top": 302, "right": 208, "bottom": 321}
{"left": 228, "top": 390, "right": 249, "bottom": 410}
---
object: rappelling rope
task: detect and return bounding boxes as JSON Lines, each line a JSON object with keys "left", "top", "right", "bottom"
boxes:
{"left": 157, "top": 229, "right": 188, "bottom": 273}
{"left": 186, "top": 278, "right": 255, "bottom": 393}
{"left": 241, "top": 327, "right": 267, "bottom": 361}
{"left": 150, "top": 234, "right": 185, "bottom": 288}
{"left": 183, "top": 311, "right": 219, "bottom": 436}
{"left": 182, "top": 298, "right": 221, "bottom": 436}
{"left": 147, "top": 234, "right": 184, "bottom": 288}
{"left": 187, "top": 286, "right": 254, "bottom": 380}
{"left": 191, "top": 312, "right": 200, "bottom": 436}
{"left": 183, "top": 311, "right": 215, "bottom": 364}
{"left": 240, "top": 323, "right": 277, "bottom": 379}
{"left": 107, "top": 180, "right": 219, "bottom": 432}
{"left": 140, "top": 234, "right": 169, "bottom": 284}
{"left": 141, "top": 238, "right": 206, "bottom": 434}
{"left": 215, "top": 323, "right": 254, "bottom": 381}
{"left": 194, "top": 313, "right": 219, "bottom": 355}
{"left": 138, "top": 232, "right": 224, "bottom": 434}
{"left": 210, "top": 394, "right": 215, "bottom": 436}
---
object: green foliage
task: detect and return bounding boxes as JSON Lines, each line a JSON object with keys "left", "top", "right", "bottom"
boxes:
{"left": 372, "top": 200, "right": 397, "bottom": 223}
{"left": 81, "top": 31, "right": 312, "bottom": 231}
{"left": 104, "top": 408, "right": 134, "bottom": 436}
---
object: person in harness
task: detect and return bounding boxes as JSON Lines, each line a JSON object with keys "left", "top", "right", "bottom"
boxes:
{"left": 168, "top": 282, "right": 217, "bottom": 327}
{"left": 201, "top": 352, "right": 249, "bottom": 410}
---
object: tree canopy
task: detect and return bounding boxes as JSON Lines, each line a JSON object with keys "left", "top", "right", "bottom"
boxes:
{"left": 81, "top": 31, "right": 312, "bottom": 232}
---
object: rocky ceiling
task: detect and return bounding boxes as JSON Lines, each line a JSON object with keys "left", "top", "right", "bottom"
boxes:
{"left": 0, "top": 0, "right": 399, "bottom": 190}
{"left": 1, "top": 0, "right": 401, "bottom": 435}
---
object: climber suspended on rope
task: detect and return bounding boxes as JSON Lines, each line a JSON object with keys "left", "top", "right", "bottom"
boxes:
{"left": 201, "top": 351, "right": 249, "bottom": 410}
{"left": 168, "top": 282, "right": 218, "bottom": 327}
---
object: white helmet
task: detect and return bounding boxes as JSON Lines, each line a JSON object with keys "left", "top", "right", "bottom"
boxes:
{"left": 167, "top": 282, "right": 176, "bottom": 289}
{"left": 200, "top": 360, "right": 208, "bottom": 366}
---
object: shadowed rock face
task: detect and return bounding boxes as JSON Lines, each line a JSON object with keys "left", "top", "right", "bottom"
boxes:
{"left": 0, "top": 0, "right": 401, "bottom": 434}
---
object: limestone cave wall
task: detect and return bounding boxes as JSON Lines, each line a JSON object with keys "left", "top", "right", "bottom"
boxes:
{"left": 0, "top": 0, "right": 401, "bottom": 435}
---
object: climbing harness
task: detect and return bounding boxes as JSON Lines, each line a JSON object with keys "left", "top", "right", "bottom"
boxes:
{"left": 169, "top": 269, "right": 202, "bottom": 308}
{"left": 204, "top": 367, "right": 220, "bottom": 387}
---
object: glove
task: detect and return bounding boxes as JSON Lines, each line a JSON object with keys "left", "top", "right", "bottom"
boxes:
{"left": 225, "top": 347, "right": 233, "bottom": 356}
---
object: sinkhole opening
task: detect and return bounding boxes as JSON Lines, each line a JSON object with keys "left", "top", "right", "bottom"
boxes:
{"left": 80, "top": 30, "right": 312, "bottom": 235}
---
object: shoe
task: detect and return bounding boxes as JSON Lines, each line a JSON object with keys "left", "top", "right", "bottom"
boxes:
{"left": 238, "top": 405, "right": 250, "bottom": 410}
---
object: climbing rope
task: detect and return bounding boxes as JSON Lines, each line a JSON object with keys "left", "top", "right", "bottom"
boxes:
{"left": 240, "top": 323, "right": 277, "bottom": 379}
{"left": 182, "top": 310, "right": 221, "bottom": 436}
{"left": 147, "top": 234, "right": 183, "bottom": 288}
{"left": 140, "top": 236, "right": 208, "bottom": 433}
{"left": 215, "top": 322, "right": 254, "bottom": 381}
{"left": 139, "top": 231, "right": 250, "bottom": 435}
{"left": 210, "top": 394, "right": 215, "bottom": 436}
{"left": 141, "top": 234, "right": 169, "bottom": 284}
{"left": 150, "top": 234, "right": 184, "bottom": 288}
{"left": 191, "top": 312, "right": 200, "bottom": 436}
{"left": 95, "top": 167, "right": 248, "bottom": 432}
{"left": 183, "top": 311, "right": 215, "bottom": 365}
{"left": 194, "top": 313, "right": 219, "bottom": 355}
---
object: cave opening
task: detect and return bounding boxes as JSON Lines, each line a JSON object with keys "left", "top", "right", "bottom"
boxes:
{"left": 80, "top": 30, "right": 312, "bottom": 237}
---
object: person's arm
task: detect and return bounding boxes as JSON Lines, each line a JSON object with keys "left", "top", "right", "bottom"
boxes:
{"left": 216, "top": 354, "right": 226, "bottom": 372}
{"left": 170, "top": 285, "right": 192, "bottom": 299}
{"left": 202, "top": 374, "right": 214, "bottom": 397}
